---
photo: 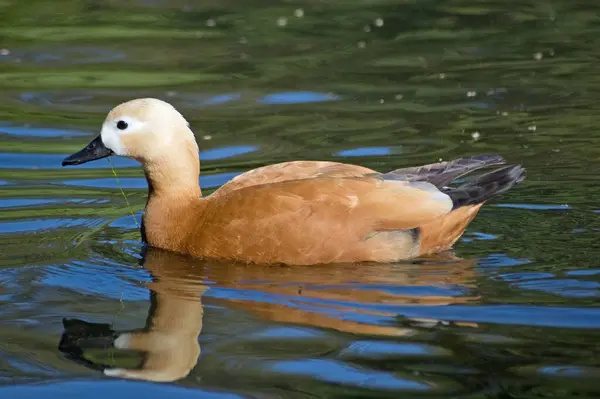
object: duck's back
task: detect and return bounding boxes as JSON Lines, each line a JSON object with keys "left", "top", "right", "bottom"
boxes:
{"left": 212, "top": 161, "right": 375, "bottom": 196}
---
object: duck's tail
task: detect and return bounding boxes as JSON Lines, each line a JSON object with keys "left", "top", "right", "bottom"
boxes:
{"left": 444, "top": 164, "right": 526, "bottom": 209}
{"left": 415, "top": 161, "right": 525, "bottom": 255}
{"left": 382, "top": 154, "right": 507, "bottom": 188}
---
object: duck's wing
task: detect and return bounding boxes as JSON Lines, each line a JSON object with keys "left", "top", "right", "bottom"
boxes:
{"left": 205, "top": 161, "right": 524, "bottom": 233}
{"left": 205, "top": 175, "right": 454, "bottom": 233}
{"left": 212, "top": 161, "right": 375, "bottom": 196}
{"left": 382, "top": 154, "right": 506, "bottom": 188}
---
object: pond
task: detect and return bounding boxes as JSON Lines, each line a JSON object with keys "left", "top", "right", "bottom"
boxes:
{"left": 2, "top": 0, "right": 600, "bottom": 397}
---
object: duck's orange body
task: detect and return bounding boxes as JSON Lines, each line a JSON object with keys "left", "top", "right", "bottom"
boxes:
{"left": 63, "top": 98, "right": 525, "bottom": 265}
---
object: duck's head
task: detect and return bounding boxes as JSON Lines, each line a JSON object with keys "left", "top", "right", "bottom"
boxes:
{"left": 62, "top": 98, "right": 198, "bottom": 166}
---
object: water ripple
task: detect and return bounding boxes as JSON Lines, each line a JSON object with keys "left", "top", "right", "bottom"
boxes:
{"left": 0, "top": 46, "right": 126, "bottom": 65}
{"left": 339, "top": 340, "right": 452, "bottom": 358}
{"left": 0, "top": 380, "right": 244, "bottom": 399}
{"left": 0, "top": 123, "right": 88, "bottom": 138}
{"left": 269, "top": 359, "right": 438, "bottom": 391}
{"left": 0, "top": 218, "right": 105, "bottom": 234}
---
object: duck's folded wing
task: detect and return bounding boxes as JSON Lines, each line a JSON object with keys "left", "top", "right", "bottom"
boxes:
{"left": 212, "top": 161, "right": 375, "bottom": 196}
{"left": 204, "top": 175, "right": 453, "bottom": 232}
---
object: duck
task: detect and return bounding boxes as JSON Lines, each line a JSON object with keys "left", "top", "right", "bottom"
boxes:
{"left": 62, "top": 98, "right": 525, "bottom": 265}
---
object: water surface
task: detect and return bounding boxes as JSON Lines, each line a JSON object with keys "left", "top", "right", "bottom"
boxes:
{"left": 2, "top": 0, "right": 600, "bottom": 397}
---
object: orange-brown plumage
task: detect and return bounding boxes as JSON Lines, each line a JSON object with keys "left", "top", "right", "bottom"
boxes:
{"left": 62, "top": 98, "right": 526, "bottom": 265}
{"left": 419, "top": 204, "right": 483, "bottom": 255}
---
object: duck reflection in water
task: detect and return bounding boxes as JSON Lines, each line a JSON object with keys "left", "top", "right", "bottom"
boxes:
{"left": 59, "top": 247, "right": 479, "bottom": 382}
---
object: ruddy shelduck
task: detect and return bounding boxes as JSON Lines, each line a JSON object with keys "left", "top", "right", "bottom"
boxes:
{"left": 62, "top": 98, "right": 525, "bottom": 265}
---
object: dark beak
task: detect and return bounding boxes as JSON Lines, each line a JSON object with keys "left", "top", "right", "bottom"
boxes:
{"left": 62, "top": 136, "right": 114, "bottom": 166}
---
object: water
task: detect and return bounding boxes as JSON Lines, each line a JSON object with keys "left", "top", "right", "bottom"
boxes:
{"left": 2, "top": 0, "right": 600, "bottom": 397}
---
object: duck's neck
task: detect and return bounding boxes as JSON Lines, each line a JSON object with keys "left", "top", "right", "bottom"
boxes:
{"left": 141, "top": 149, "right": 204, "bottom": 249}
{"left": 144, "top": 150, "right": 202, "bottom": 198}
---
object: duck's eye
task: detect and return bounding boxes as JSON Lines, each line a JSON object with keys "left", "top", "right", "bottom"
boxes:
{"left": 116, "top": 120, "right": 128, "bottom": 130}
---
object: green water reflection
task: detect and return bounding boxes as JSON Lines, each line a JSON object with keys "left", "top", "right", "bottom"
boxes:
{"left": 2, "top": 0, "right": 600, "bottom": 397}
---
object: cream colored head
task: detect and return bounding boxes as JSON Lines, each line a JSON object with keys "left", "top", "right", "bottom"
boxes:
{"left": 100, "top": 98, "right": 199, "bottom": 162}
{"left": 62, "top": 98, "right": 202, "bottom": 194}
